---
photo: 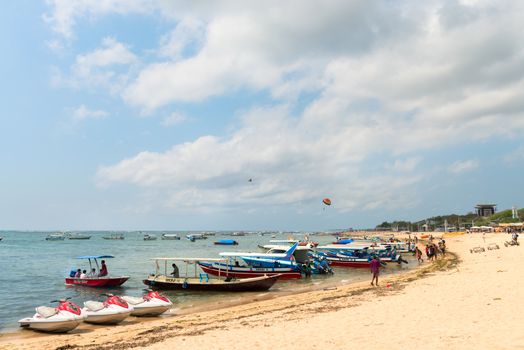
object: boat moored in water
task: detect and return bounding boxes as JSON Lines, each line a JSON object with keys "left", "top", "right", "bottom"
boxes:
{"left": 187, "top": 233, "right": 207, "bottom": 242}
{"left": 214, "top": 239, "right": 238, "bottom": 245}
{"left": 102, "top": 233, "right": 125, "bottom": 240}
{"left": 45, "top": 233, "right": 66, "bottom": 241}
{"left": 144, "top": 258, "right": 280, "bottom": 291}
{"left": 143, "top": 234, "right": 157, "bottom": 241}
{"left": 198, "top": 243, "right": 302, "bottom": 279}
{"left": 67, "top": 232, "right": 91, "bottom": 240}
{"left": 65, "top": 255, "right": 129, "bottom": 287}
{"left": 161, "top": 233, "right": 180, "bottom": 240}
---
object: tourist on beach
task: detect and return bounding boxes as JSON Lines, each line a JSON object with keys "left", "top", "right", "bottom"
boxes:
{"left": 370, "top": 256, "right": 381, "bottom": 286}
{"left": 74, "top": 268, "right": 81, "bottom": 278}
{"left": 99, "top": 260, "right": 108, "bottom": 277}
{"left": 170, "top": 263, "right": 179, "bottom": 278}
{"left": 512, "top": 232, "right": 519, "bottom": 243}
{"left": 438, "top": 240, "right": 446, "bottom": 256}
{"left": 415, "top": 247, "right": 423, "bottom": 263}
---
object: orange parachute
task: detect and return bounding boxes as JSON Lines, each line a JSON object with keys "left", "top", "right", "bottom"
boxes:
{"left": 322, "top": 198, "right": 332, "bottom": 206}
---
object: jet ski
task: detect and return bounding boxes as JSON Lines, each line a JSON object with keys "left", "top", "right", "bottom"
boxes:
{"left": 122, "top": 291, "right": 172, "bottom": 316}
{"left": 82, "top": 294, "right": 133, "bottom": 325}
{"left": 18, "top": 298, "right": 86, "bottom": 333}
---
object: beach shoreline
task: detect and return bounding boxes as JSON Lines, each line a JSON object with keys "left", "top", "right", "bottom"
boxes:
{"left": 2, "top": 233, "right": 523, "bottom": 350}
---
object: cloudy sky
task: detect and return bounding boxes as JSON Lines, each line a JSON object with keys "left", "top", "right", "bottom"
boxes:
{"left": 1, "top": 0, "right": 523, "bottom": 231}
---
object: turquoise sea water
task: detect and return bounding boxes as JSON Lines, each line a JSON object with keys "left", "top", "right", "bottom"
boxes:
{"left": 0, "top": 231, "right": 414, "bottom": 332}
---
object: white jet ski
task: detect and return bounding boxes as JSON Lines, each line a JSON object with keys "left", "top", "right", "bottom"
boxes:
{"left": 82, "top": 294, "right": 133, "bottom": 325}
{"left": 18, "top": 298, "right": 86, "bottom": 333}
{"left": 122, "top": 291, "right": 172, "bottom": 316}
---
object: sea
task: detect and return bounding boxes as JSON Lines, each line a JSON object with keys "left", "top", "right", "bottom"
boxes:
{"left": 0, "top": 231, "right": 415, "bottom": 332}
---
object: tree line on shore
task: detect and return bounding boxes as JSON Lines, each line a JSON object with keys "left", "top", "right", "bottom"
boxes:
{"left": 375, "top": 207, "right": 524, "bottom": 231}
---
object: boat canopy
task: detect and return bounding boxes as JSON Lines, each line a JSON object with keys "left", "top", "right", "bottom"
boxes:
{"left": 151, "top": 257, "right": 225, "bottom": 262}
{"left": 76, "top": 255, "right": 115, "bottom": 259}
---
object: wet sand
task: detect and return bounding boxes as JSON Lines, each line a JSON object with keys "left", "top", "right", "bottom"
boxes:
{"left": 1, "top": 233, "right": 523, "bottom": 350}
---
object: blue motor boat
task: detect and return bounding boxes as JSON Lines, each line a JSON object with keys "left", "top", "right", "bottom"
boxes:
{"left": 214, "top": 239, "right": 238, "bottom": 245}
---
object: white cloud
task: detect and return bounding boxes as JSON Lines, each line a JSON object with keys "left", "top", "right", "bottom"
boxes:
{"left": 54, "top": 37, "right": 137, "bottom": 93}
{"left": 96, "top": 105, "right": 425, "bottom": 213}
{"left": 43, "top": 0, "right": 156, "bottom": 39}
{"left": 449, "top": 159, "right": 479, "bottom": 173}
{"left": 71, "top": 105, "right": 108, "bottom": 121}
{"left": 44, "top": 1, "right": 524, "bottom": 215}
{"left": 162, "top": 112, "right": 188, "bottom": 127}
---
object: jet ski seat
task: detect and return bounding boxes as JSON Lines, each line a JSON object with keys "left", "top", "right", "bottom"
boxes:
{"left": 122, "top": 296, "right": 145, "bottom": 305}
{"left": 84, "top": 301, "right": 105, "bottom": 312}
{"left": 36, "top": 306, "right": 58, "bottom": 318}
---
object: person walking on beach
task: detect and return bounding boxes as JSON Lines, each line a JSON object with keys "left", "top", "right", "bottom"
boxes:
{"left": 415, "top": 246, "right": 423, "bottom": 263}
{"left": 370, "top": 256, "right": 381, "bottom": 286}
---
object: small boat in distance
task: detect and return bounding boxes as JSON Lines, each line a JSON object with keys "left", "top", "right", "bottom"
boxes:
{"left": 214, "top": 239, "right": 238, "bottom": 245}
{"left": 187, "top": 233, "right": 207, "bottom": 242}
{"left": 102, "top": 233, "right": 125, "bottom": 240}
{"left": 143, "top": 258, "right": 280, "bottom": 291}
{"left": 143, "top": 234, "right": 157, "bottom": 241}
{"left": 161, "top": 233, "right": 180, "bottom": 240}
{"left": 46, "top": 233, "right": 66, "bottom": 241}
{"left": 67, "top": 232, "right": 91, "bottom": 240}
{"left": 65, "top": 255, "right": 129, "bottom": 287}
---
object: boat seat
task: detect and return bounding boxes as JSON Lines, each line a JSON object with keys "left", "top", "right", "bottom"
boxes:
{"left": 84, "top": 301, "right": 105, "bottom": 311}
{"left": 199, "top": 273, "right": 209, "bottom": 283}
{"left": 36, "top": 306, "right": 57, "bottom": 318}
{"left": 122, "top": 296, "right": 145, "bottom": 305}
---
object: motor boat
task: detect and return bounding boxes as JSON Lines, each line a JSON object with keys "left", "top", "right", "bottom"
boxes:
{"left": 67, "top": 232, "right": 92, "bottom": 240}
{"left": 214, "top": 239, "right": 238, "bottom": 245}
{"left": 102, "top": 233, "right": 125, "bottom": 240}
{"left": 122, "top": 291, "right": 173, "bottom": 316}
{"left": 187, "top": 233, "right": 207, "bottom": 241}
{"left": 65, "top": 255, "right": 130, "bottom": 287}
{"left": 45, "top": 233, "right": 65, "bottom": 241}
{"left": 143, "top": 234, "right": 157, "bottom": 241}
{"left": 18, "top": 298, "right": 86, "bottom": 333}
{"left": 161, "top": 233, "right": 180, "bottom": 240}
{"left": 144, "top": 258, "right": 281, "bottom": 291}
{"left": 82, "top": 294, "right": 133, "bottom": 325}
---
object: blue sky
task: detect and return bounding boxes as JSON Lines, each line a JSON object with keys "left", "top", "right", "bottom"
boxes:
{"left": 1, "top": 0, "right": 524, "bottom": 231}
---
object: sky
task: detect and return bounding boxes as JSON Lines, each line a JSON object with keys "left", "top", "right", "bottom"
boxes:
{"left": 1, "top": 0, "right": 524, "bottom": 231}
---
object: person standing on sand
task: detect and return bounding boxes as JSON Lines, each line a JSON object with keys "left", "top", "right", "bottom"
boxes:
{"left": 370, "top": 256, "right": 381, "bottom": 286}
{"left": 415, "top": 246, "right": 423, "bottom": 263}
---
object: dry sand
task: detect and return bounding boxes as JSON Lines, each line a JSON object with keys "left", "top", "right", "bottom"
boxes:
{"left": 1, "top": 233, "right": 523, "bottom": 350}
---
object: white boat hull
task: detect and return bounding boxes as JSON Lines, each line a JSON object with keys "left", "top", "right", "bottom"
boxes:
{"left": 18, "top": 318, "right": 82, "bottom": 333}
{"left": 130, "top": 305, "right": 170, "bottom": 316}
{"left": 122, "top": 296, "right": 172, "bottom": 316}
{"left": 83, "top": 311, "right": 131, "bottom": 325}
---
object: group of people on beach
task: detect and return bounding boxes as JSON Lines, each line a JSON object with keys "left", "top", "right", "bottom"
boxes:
{"left": 370, "top": 237, "right": 447, "bottom": 285}
{"left": 74, "top": 260, "right": 108, "bottom": 278}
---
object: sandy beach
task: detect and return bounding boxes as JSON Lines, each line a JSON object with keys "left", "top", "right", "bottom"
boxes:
{"left": 1, "top": 233, "right": 523, "bottom": 350}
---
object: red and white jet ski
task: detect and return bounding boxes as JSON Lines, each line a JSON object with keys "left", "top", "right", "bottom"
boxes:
{"left": 122, "top": 291, "right": 172, "bottom": 316}
{"left": 18, "top": 298, "right": 86, "bottom": 333}
{"left": 82, "top": 294, "right": 133, "bottom": 325}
